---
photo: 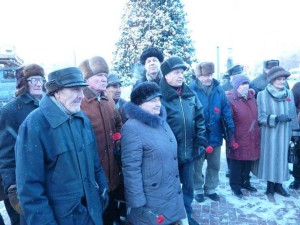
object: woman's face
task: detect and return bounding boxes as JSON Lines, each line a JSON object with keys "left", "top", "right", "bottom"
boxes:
{"left": 140, "top": 97, "right": 161, "bottom": 115}
{"left": 272, "top": 76, "right": 286, "bottom": 89}
{"left": 237, "top": 82, "right": 249, "bottom": 95}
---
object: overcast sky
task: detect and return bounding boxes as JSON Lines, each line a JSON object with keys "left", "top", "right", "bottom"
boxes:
{"left": 1, "top": 0, "right": 299, "bottom": 73}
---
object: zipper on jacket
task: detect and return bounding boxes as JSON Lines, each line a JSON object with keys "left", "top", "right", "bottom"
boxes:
{"left": 179, "top": 96, "right": 187, "bottom": 158}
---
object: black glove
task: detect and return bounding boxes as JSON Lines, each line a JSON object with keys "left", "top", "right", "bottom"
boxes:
{"left": 276, "top": 114, "right": 291, "bottom": 123}
{"left": 100, "top": 189, "right": 109, "bottom": 211}
{"left": 7, "top": 185, "right": 23, "bottom": 214}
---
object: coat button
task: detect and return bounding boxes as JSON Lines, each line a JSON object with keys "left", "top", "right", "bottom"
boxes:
{"left": 151, "top": 183, "right": 157, "bottom": 187}
{"left": 178, "top": 190, "right": 181, "bottom": 194}
{"left": 174, "top": 156, "right": 177, "bottom": 160}
{"left": 170, "top": 138, "right": 173, "bottom": 142}
{"left": 176, "top": 174, "right": 179, "bottom": 178}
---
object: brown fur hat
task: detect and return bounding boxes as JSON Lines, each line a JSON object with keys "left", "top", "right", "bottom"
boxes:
{"left": 79, "top": 56, "right": 109, "bottom": 80}
{"left": 15, "top": 64, "right": 45, "bottom": 96}
{"left": 79, "top": 59, "right": 94, "bottom": 80}
{"left": 267, "top": 66, "right": 290, "bottom": 83}
{"left": 195, "top": 62, "right": 215, "bottom": 76}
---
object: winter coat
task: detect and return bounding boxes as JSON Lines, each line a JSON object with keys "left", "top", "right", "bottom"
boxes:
{"left": 0, "top": 93, "right": 40, "bottom": 193}
{"left": 226, "top": 89, "right": 260, "bottom": 160}
{"left": 81, "top": 87, "right": 122, "bottom": 192}
{"left": 292, "top": 82, "right": 300, "bottom": 113}
{"left": 133, "top": 71, "right": 162, "bottom": 88}
{"left": 121, "top": 102, "right": 186, "bottom": 225}
{"left": 159, "top": 78, "right": 207, "bottom": 164}
{"left": 15, "top": 95, "right": 108, "bottom": 225}
{"left": 221, "top": 81, "right": 233, "bottom": 92}
{"left": 257, "top": 85, "right": 299, "bottom": 183}
{"left": 189, "top": 79, "right": 234, "bottom": 147}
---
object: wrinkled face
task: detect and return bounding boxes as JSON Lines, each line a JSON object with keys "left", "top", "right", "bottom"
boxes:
{"left": 140, "top": 96, "right": 161, "bottom": 115}
{"left": 54, "top": 87, "right": 85, "bottom": 114}
{"left": 165, "top": 68, "right": 185, "bottom": 87}
{"left": 197, "top": 73, "right": 213, "bottom": 86}
{"left": 145, "top": 57, "right": 161, "bottom": 79}
{"left": 272, "top": 76, "right": 286, "bottom": 89}
{"left": 106, "top": 84, "right": 121, "bottom": 100}
{"left": 27, "top": 76, "right": 46, "bottom": 98}
{"left": 237, "top": 82, "right": 249, "bottom": 95}
{"left": 86, "top": 73, "right": 107, "bottom": 93}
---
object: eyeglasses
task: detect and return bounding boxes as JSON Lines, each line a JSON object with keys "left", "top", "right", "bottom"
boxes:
{"left": 27, "top": 77, "right": 46, "bottom": 84}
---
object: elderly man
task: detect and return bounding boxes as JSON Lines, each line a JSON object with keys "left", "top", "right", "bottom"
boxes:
{"left": 106, "top": 73, "right": 127, "bottom": 124}
{"left": 134, "top": 46, "right": 164, "bottom": 87}
{"left": 190, "top": 62, "right": 234, "bottom": 203}
{"left": 15, "top": 67, "right": 108, "bottom": 225}
{"left": 159, "top": 56, "right": 207, "bottom": 225}
{"left": 0, "top": 64, "right": 45, "bottom": 225}
{"left": 79, "top": 57, "right": 123, "bottom": 225}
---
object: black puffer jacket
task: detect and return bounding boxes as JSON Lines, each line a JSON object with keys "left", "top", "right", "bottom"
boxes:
{"left": 159, "top": 78, "right": 207, "bottom": 164}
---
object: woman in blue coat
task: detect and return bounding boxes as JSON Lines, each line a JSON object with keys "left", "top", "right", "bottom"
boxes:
{"left": 121, "top": 82, "right": 186, "bottom": 225}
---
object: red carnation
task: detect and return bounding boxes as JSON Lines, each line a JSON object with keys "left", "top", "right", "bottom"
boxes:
{"left": 285, "top": 97, "right": 291, "bottom": 102}
{"left": 214, "top": 107, "right": 220, "bottom": 113}
{"left": 206, "top": 146, "right": 214, "bottom": 154}
{"left": 233, "top": 143, "right": 239, "bottom": 149}
{"left": 112, "top": 132, "right": 122, "bottom": 141}
{"left": 156, "top": 215, "right": 165, "bottom": 224}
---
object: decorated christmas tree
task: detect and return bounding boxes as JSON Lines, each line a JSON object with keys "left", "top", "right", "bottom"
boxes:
{"left": 112, "top": 0, "right": 197, "bottom": 85}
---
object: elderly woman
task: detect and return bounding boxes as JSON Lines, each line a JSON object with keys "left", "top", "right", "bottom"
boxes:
{"left": 257, "top": 66, "right": 299, "bottom": 196}
{"left": 226, "top": 75, "right": 260, "bottom": 198}
{"left": 121, "top": 82, "right": 186, "bottom": 225}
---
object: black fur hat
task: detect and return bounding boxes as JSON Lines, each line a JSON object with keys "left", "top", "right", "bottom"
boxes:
{"left": 263, "top": 60, "right": 279, "bottom": 69}
{"left": 227, "top": 64, "right": 243, "bottom": 76}
{"left": 160, "top": 56, "right": 187, "bottom": 76}
{"left": 140, "top": 47, "right": 164, "bottom": 65}
{"left": 130, "top": 81, "right": 162, "bottom": 105}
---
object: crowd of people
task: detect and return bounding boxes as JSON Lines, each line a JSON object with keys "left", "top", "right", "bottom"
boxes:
{"left": 0, "top": 46, "right": 299, "bottom": 225}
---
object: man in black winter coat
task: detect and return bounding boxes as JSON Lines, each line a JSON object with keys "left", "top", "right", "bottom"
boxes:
{"left": 0, "top": 64, "right": 45, "bottom": 225}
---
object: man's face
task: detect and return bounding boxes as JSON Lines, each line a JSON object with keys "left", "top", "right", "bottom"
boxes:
{"left": 86, "top": 73, "right": 107, "bottom": 93}
{"left": 106, "top": 84, "right": 121, "bottom": 100}
{"left": 27, "top": 76, "right": 45, "bottom": 98}
{"left": 54, "top": 87, "right": 85, "bottom": 114}
{"left": 197, "top": 73, "right": 213, "bottom": 86}
{"left": 144, "top": 57, "right": 161, "bottom": 79}
{"left": 165, "top": 68, "right": 185, "bottom": 87}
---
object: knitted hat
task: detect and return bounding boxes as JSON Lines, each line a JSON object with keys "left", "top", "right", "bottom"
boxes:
{"left": 107, "top": 73, "right": 122, "bottom": 87}
{"left": 227, "top": 64, "right": 243, "bottom": 76}
{"left": 79, "top": 56, "right": 109, "bottom": 80}
{"left": 130, "top": 81, "right": 162, "bottom": 105}
{"left": 196, "top": 62, "right": 215, "bottom": 76}
{"left": 140, "top": 47, "right": 164, "bottom": 65}
{"left": 263, "top": 60, "right": 279, "bottom": 69}
{"left": 45, "top": 67, "right": 88, "bottom": 95}
{"left": 160, "top": 56, "right": 187, "bottom": 76}
{"left": 267, "top": 66, "right": 290, "bottom": 83}
{"left": 231, "top": 74, "right": 250, "bottom": 90}
{"left": 15, "top": 64, "right": 45, "bottom": 97}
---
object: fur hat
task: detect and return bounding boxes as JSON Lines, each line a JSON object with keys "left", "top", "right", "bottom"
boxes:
{"left": 231, "top": 74, "right": 250, "bottom": 90}
{"left": 107, "top": 73, "right": 122, "bottom": 87}
{"left": 15, "top": 64, "right": 45, "bottom": 96}
{"left": 196, "top": 62, "right": 215, "bottom": 76}
{"left": 130, "top": 81, "right": 162, "bottom": 105}
{"left": 45, "top": 67, "right": 88, "bottom": 95}
{"left": 227, "top": 64, "right": 243, "bottom": 76}
{"left": 267, "top": 66, "right": 290, "bottom": 83}
{"left": 79, "top": 56, "right": 109, "bottom": 80}
{"left": 263, "top": 60, "right": 279, "bottom": 69}
{"left": 160, "top": 56, "right": 187, "bottom": 76}
{"left": 140, "top": 47, "right": 164, "bottom": 65}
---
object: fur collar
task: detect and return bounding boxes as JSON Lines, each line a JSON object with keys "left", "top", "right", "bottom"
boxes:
{"left": 124, "top": 102, "right": 166, "bottom": 127}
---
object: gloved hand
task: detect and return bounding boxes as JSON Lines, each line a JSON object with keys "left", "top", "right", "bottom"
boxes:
{"left": 276, "top": 114, "right": 292, "bottom": 123}
{"left": 100, "top": 189, "right": 109, "bottom": 211}
{"left": 7, "top": 184, "right": 23, "bottom": 214}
